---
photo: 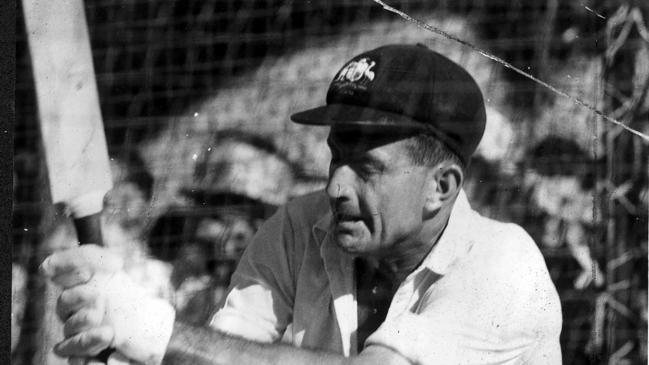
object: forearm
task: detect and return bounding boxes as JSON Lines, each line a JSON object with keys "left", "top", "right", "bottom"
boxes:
{"left": 163, "top": 321, "right": 349, "bottom": 365}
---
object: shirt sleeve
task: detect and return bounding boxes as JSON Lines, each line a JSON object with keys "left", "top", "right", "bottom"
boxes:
{"left": 209, "top": 204, "right": 297, "bottom": 343}
{"left": 365, "top": 225, "right": 562, "bottom": 365}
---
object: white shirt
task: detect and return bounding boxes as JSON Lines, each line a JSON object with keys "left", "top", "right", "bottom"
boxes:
{"left": 210, "top": 190, "right": 562, "bottom": 364}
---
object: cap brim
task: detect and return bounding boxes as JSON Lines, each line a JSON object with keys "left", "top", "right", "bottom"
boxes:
{"left": 290, "top": 103, "right": 426, "bottom": 132}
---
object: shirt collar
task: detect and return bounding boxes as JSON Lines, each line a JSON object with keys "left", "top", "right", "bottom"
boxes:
{"left": 419, "top": 189, "right": 476, "bottom": 275}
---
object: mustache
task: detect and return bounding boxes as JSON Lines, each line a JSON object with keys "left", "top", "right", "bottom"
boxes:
{"left": 331, "top": 204, "right": 361, "bottom": 220}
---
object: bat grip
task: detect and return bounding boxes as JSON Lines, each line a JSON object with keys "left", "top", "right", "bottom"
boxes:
{"left": 73, "top": 213, "right": 104, "bottom": 246}
{"left": 72, "top": 213, "right": 116, "bottom": 364}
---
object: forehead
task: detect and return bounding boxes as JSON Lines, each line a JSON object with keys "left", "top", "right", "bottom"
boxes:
{"left": 327, "top": 126, "right": 416, "bottom": 152}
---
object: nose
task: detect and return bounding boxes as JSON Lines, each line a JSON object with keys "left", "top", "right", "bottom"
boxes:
{"left": 326, "top": 163, "right": 356, "bottom": 204}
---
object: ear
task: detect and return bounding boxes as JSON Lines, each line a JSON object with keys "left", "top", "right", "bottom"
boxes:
{"left": 423, "top": 162, "right": 464, "bottom": 214}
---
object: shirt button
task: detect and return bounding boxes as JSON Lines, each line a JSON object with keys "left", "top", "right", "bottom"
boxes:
{"left": 372, "top": 308, "right": 378, "bottom": 314}
{"left": 371, "top": 286, "right": 378, "bottom": 295}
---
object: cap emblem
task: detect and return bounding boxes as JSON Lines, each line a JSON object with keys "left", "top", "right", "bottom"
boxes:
{"left": 334, "top": 57, "right": 376, "bottom": 84}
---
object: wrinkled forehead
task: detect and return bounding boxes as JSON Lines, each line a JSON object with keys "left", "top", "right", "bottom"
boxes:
{"left": 327, "top": 125, "right": 418, "bottom": 152}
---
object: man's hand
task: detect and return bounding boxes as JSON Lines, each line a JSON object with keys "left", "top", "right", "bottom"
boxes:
{"left": 40, "top": 245, "right": 175, "bottom": 365}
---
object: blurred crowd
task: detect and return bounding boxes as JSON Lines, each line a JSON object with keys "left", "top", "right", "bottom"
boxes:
{"left": 12, "top": 130, "right": 302, "bottom": 363}
{"left": 12, "top": 130, "right": 647, "bottom": 363}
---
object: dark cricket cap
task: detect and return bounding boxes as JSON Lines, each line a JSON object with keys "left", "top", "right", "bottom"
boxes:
{"left": 290, "top": 44, "right": 486, "bottom": 164}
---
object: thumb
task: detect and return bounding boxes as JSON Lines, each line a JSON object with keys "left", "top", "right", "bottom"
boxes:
{"left": 107, "top": 351, "right": 136, "bottom": 365}
{"left": 66, "top": 357, "right": 113, "bottom": 365}
{"left": 66, "top": 354, "right": 133, "bottom": 365}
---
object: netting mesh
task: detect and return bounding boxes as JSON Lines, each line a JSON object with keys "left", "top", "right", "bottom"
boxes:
{"left": 13, "top": 1, "right": 648, "bottom": 364}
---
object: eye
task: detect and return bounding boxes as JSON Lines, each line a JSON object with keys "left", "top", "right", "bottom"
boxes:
{"left": 345, "top": 160, "right": 374, "bottom": 181}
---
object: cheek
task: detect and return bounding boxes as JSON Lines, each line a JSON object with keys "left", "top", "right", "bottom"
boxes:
{"left": 375, "top": 178, "right": 425, "bottom": 237}
{"left": 356, "top": 187, "right": 383, "bottom": 241}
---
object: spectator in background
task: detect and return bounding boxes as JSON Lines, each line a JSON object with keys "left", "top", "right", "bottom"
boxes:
{"left": 102, "top": 150, "right": 172, "bottom": 300}
{"left": 462, "top": 154, "right": 503, "bottom": 218}
{"left": 12, "top": 263, "right": 27, "bottom": 354}
{"left": 185, "top": 129, "right": 295, "bottom": 209}
{"left": 103, "top": 149, "right": 154, "bottom": 235}
{"left": 148, "top": 130, "right": 296, "bottom": 325}
{"left": 525, "top": 136, "right": 604, "bottom": 290}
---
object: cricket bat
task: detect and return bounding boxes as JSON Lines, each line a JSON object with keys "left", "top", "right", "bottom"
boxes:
{"left": 22, "top": 0, "right": 116, "bottom": 363}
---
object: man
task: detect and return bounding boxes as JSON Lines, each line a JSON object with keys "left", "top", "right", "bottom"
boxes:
{"left": 41, "top": 44, "right": 562, "bottom": 365}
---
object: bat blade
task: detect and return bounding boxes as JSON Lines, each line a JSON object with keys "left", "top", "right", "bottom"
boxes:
{"left": 23, "top": 0, "right": 112, "bottom": 217}
{"left": 24, "top": 2, "right": 119, "bottom": 362}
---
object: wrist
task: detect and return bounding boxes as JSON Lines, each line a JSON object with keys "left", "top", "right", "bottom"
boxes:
{"left": 103, "top": 272, "right": 176, "bottom": 365}
{"left": 164, "top": 322, "right": 228, "bottom": 365}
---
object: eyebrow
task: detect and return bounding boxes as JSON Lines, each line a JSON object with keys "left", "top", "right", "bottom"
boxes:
{"left": 326, "top": 137, "right": 387, "bottom": 170}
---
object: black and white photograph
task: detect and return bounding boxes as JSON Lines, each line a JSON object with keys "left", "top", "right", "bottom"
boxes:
{"left": 12, "top": 1, "right": 648, "bottom": 364}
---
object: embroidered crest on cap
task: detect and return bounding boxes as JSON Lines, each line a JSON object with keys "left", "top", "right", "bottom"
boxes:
{"left": 333, "top": 57, "right": 376, "bottom": 91}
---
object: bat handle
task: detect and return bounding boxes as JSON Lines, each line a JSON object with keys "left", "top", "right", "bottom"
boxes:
{"left": 73, "top": 213, "right": 104, "bottom": 246}
{"left": 72, "top": 213, "right": 117, "bottom": 364}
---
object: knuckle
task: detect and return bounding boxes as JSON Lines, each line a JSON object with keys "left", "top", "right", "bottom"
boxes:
{"left": 54, "top": 336, "right": 77, "bottom": 357}
{"left": 56, "top": 295, "right": 69, "bottom": 320}
{"left": 77, "top": 331, "right": 99, "bottom": 350}
{"left": 85, "top": 327, "right": 114, "bottom": 354}
{"left": 63, "top": 309, "right": 100, "bottom": 337}
{"left": 80, "top": 285, "right": 100, "bottom": 303}
{"left": 58, "top": 288, "right": 77, "bottom": 306}
{"left": 57, "top": 293, "right": 77, "bottom": 320}
{"left": 53, "top": 268, "right": 93, "bottom": 288}
{"left": 96, "top": 326, "right": 115, "bottom": 343}
{"left": 55, "top": 327, "right": 113, "bottom": 357}
{"left": 57, "top": 286, "right": 100, "bottom": 320}
{"left": 83, "top": 309, "right": 103, "bottom": 327}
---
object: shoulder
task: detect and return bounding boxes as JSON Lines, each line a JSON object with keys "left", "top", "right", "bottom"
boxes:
{"left": 282, "top": 189, "right": 330, "bottom": 228}
{"left": 461, "top": 215, "right": 562, "bottom": 335}
{"left": 467, "top": 214, "right": 549, "bottom": 278}
{"left": 444, "top": 193, "right": 551, "bottom": 281}
{"left": 251, "top": 190, "right": 330, "bottom": 246}
{"left": 412, "top": 205, "right": 562, "bottom": 362}
{"left": 285, "top": 189, "right": 329, "bottom": 213}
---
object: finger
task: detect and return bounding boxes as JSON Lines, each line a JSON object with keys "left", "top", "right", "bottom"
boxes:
{"left": 107, "top": 351, "right": 134, "bottom": 365}
{"left": 68, "top": 357, "right": 86, "bottom": 365}
{"left": 68, "top": 356, "right": 113, "bottom": 365}
{"left": 51, "top": 267, "right": 94, "bottom": 288}
{"left": 40, "top": 245, "right": 123, "bottom": 278}
{"left": 68, "top": 356, "right": 107, "bottom": 365}
{"left": 57, "top": 285, "right": 101, "bottom": 321}
{"left": 85, "top": 359, "right": 113, "bottom": 365}
{"left": 63, "top": 307, "right": 105, "bottom": 337}
{"left": 54, "top": 326, "right": 115, "bottom": 358}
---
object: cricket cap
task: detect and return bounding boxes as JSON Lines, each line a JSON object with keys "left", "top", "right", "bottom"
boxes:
{"left": 290, "top": 44, "right": 486, "bottom": 164}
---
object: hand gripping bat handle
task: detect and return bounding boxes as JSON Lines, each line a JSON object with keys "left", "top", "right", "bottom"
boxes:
{"left": 72, "top": 213, "right": 119, "bottom": 364}
{"left": 73, "top": 213, "right": 105, "bottom": 246}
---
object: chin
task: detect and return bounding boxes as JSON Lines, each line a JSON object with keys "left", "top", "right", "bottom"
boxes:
{"left": 333, "top": 234, "right": 367, "bottom": 255}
